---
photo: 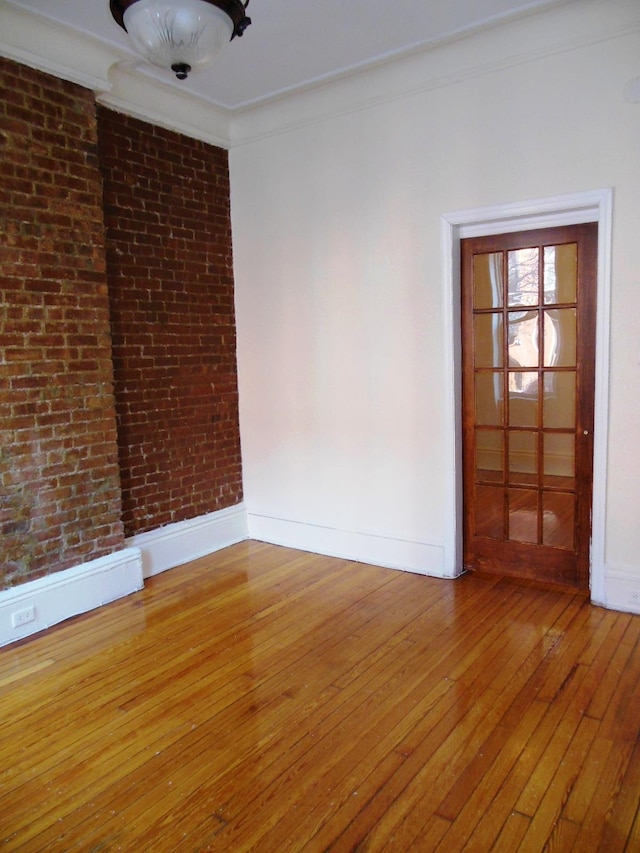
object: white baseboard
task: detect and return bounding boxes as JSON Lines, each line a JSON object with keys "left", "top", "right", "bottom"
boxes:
{"left": 600, "top": 566, "right": 640, "bottom": 615}
{"left": 0, "top": 547, "right": 143, "bottom": 647}
{"left": 247, "top": 513, "right": 450, "bottom": 578}
{"left": 127, "top": 503, "right": 249, "bottom": 578}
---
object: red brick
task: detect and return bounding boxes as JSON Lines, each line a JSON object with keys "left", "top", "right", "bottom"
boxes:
{"left": 1, "top": 58, "right": 243, "bottom": 585}
{"left": 98, "top": 108, "right": 242, "bottom": 537}
{"left": 0, "top": 59, "right": 125, "bottom": 588}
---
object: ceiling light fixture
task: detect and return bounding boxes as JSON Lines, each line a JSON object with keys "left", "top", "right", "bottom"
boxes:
{"left": 110, "top": 0, "right": 251, "bottom": 80}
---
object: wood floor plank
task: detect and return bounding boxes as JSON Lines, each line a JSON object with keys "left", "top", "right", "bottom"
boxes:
{"left": 433, "top": 589, "right": 577, "bottom": 821}
{"left": 530, "top": 604, "right": 602, "bottom": 705}
{"left": 514, "top": 666, "right": 591, "bottom": 818}
{"left": 164, "top": 572, "right": 516, "bottom": 852}
{"left": 515, "top": 714, "right": 599, "bottom": 850}
{"left": 538, "top": 816, "right": 581, "bottom": 851}
{"left": 31, "top": 564, "right": 440, "bottom": 844}
{"left": 416, "top": 594, "right": 583, "bottom": 839}
{"left": 457, "top": 665, "right": 587, "bottom": 849}
{"left": 405, "top": 814, "right": 452, "bottom": 851}
{"left": 626, "top": 803, "right": 640, "bottom": 852}
{"left": 596, "top": 623, "right": 640, "bottom": 744}
{"left": 312, "top": 594, "right": 564, "bottom": 852}
{"left": 585, "top": 614, "right": 638, "bottom": 721}
{"left": 2, "top": 552, "right": 352, "bottom": 820}
{"left": 593, "top": 739, "right": 640, "bottom": 852}
{"left": 0, "top": 576, "right": 362, "bottom": 804}
{"left": 568, "top": 737, "right": 636, "bottom": 852}
{"left": 491, "top": 810, "right": 531, "bottom": 851}
{"left": 0, "top": 657, "right": 55, "bottom": 687}
{"left": 451, "top": 701, "right": 550, "bottom": 851}
{"left": 174, "top": 580, "right": 524, "bottom": 843}
{"left": 561, "top": 734, "right": 614, "bottom": 826}
{"left": 1, "top": 543, "right": 639, "bottom": 853}
{"left": 176, "top": 642, "right": 461, "bottom": 850}
{"left": 5, "top": 560, "right": 404, "bottom": 849}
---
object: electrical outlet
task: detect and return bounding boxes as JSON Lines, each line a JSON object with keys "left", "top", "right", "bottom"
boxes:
{"left": 11, "top": 605, "right": 35, "bottom": 629}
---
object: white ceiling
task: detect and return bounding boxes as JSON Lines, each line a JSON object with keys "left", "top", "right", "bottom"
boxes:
{"left": 6, "top": 0, "right": 570, "bottom": 110}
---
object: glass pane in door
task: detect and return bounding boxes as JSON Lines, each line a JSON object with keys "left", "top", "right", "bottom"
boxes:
{"left": 508, "top": 488, "right": 538, "bottom": 543}
{"left": 508, "top": 372, "right": 538, "bottom": 427}
{"left": 543, "top": 433, "right": 575, "bottom": 488}
{"left": 474, "top": 253, "right": 504, "bottom": 309}
{"left": 476, "top": 429, "right": 504, "bottom": 483}
{"left": 508, "top": 310, "right": 539, "bottom": 368}
{"left": 544, "top": 308, "right": 576, "bottom": 367}
{"left": 543, "top": 492, "right": 574, "bottom": 549}
{"left": 544, "top": 243, "right": 577, "bottom": 304}
{"left": 543, "top": 372, "right": 575, "bottom": 428}
{"left": 474, "top": 314, "right": 503, "bottom": 367}
{"left": 508, "top": 430, "right": 537, "bottom": 486}
{"left": 476, "top": 373, "right": 504, "bottom": 425}
{"left": 508, "top": 248, "right": 539, "bottom": 306}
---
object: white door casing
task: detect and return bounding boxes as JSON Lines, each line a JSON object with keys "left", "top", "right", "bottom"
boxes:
{"left": 440, "top": 188, "right": 613, "bottom": 603}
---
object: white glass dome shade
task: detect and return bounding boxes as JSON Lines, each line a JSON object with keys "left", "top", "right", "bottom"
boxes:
{"left": 110, "top": 0, "right": 252, "bottom": 80}
{"left": 119, "top": 0, "right": 240, "bottom": 78}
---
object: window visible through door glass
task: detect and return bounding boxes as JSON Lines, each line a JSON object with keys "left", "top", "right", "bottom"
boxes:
{"left": 508, "top": 310, "right": 539, "bottom": 368}
{"left": 508, "top": 248, "right": 538, "bottom": 307}
{"left": 544, "top": 308, "right": 576, "bottom": 367}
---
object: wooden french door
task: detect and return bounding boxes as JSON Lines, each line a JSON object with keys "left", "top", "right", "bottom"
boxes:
{"left": 461, "top": 224, "right": 597, "bottom": 589}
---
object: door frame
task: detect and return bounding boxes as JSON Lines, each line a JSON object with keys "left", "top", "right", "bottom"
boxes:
{"left": 440, "top": 189, "right": 613, "bottom": 604}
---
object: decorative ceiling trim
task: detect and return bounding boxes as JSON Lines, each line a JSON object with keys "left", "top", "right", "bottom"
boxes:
{"left": 0, "top": 3, "right": 115, "bottom": 92}
{"left": 1, "top": 0, "right": 639, "bottom": 151}
{"left": 98, "top": 60, "right": 231, "bottom": 148}
{"left": 0, "top": 3, "right": 234, "bottom": 147}
{"left": 230, "top": 2, "right": 640, "bottom": 147}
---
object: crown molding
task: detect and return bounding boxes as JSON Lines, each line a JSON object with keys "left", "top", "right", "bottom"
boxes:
{"left": 0, "top": 1, "right": 234, "bottom": 147}
{"left": 229, "top": 0, "right": 640, "bottom": 147}
{"left": 98, "top": 60, "right": 232, "bottom": 148}
{"left": 0, "top": 2, "right": 116, "bottom": 93}
{"left": 1, "top": 0, "right": 639, "bottom": 151}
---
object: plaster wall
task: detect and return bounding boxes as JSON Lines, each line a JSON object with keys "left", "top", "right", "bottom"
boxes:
{"left": 230, "top": 0, "right": 640, "bottom": 590}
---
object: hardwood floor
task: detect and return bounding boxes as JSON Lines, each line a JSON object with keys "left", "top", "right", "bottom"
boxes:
{"left": 1, "top": 541, "right": 639, "bottom": 852}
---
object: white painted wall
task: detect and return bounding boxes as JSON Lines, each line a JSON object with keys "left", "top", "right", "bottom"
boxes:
{"left": 2, "top": 0, "right": 638, "bottom": 611}
{"left": 230, "top": 0, "right": 640, "bottom": 602}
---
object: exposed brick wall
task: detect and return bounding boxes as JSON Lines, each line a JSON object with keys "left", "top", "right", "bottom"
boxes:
{"left": 97, "top": 108, "right": 242, "bottom": 537}
{"left": 0, "top": 60, "right": 125, "bottom": 589}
